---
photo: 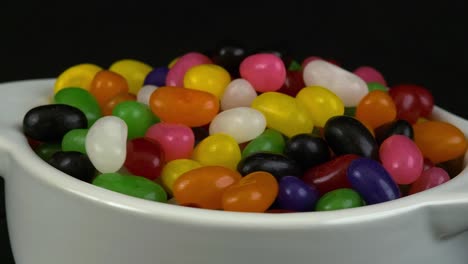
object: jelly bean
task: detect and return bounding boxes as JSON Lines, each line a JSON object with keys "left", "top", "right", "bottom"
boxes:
{"left": 160, "top": 159, "right": 202, "bottom": 195}
{"left": 301, "top": 56, "right": 323, "bottom": 69}
{"left": 192, "top": 126, "right": 210, "bottom": 146}
{"left": 367, "top": 82, "right": 389, "bottom": 92}
{"left": 23, "top": 104, "right": 88, "bottom": 142}
{"left": 183, "top": 64, "right": 231, "bottom": 98}
{"left": 355, "top": 90, "right": 397, "bottom": 129}
{"left": 109, "top": 59, "right": 153, "bottom": 95}
{"left": 124, "top": 137, "right": 165, "bottom": 180}
{"left": 388, "top": 84, "right": 432, "bottom": 123}
{"left": 168, "top": 57, "right": 179, "bottom": 68}
{"left": 251, "top": 92, "right": 313, "bottom": 138}
{"left": 61, "top": 129, "right": 88, "bottom": 154}
{"left": 209, "top": 107, "right": 266, "bottom": 144}
{"left": 86, "top": 116, "right": 128, "bottom": 173}
{"left": 379, "top": 135, "right": 424, "bottom": 184}
{"left": 324, "top": 115, "right": 378, "bottom": 158}
{"left": 391, "top": 84, "right": 434, "bottom": 118}
{"left": 35, "top": 143, "right": 62, "bottom": 161}
{"left": 315, "top": 188, "right": 364, "bottom": 211}
{"left": 145, "top": 123, "right": 195, "bottom": 161}
{"left": 284, "top": 134, "right": 331, "bottom": 170}
{"left": 374, "top": 119, "right": 414, "bottom": 145}
{"left": 54, "top": 87, "right": 102, "bottom": 127}
{"left": 277, "top": 70, "right": 306, "bottom": 97}
{"left": 173, "top": 166, "right": 242, "bottom": 209}
{"left": 220, "top": 78, "right": 257, "bottom": 110}
{"left": 347, "top": 158, "right": 401, "bottom": 204}
{"left": 166, "top": 52, "right": 213, "bottom": 87}
{"left": 211, "top": 44, "right": 247, "bottom": 78}
{"left": 54, "top": 63, "right": 102, "bottom": 94}
{"left": 242, "top": 129, "right": 285, "bottom": 158}
{"left": 423, "top": 157, "right": 435, "bottom": 171}
{"left": 408, "top": 167, "right": 450, "bottom": 195}
{"left": 237, "top": 152, "right": 302, "bottom": 180}
{"left": 112, "top": 101, "right": 160, "bottom": 140}
{"left": 144, "top": 66, "right": 169, "bottom": 86}
{"left": 438, "top": 154, "right": 465, "bottom": 178}
{"left": 239, "top": 53, "right": 286, "bottom": 92}
{"left": 89, "top": 70, "right": 129, "bottom": 107}
{"left": 302, "top": 154, "right": 359, "bottom": 195}
{"left": 93, "top": 172, "right": 167, "bottom": 202}
{"left": 288, "top": 60, "right": 302, "bottom": 71}
{"left": 276, "top": 176, "right": 320, "bottom": 212}
{"left": 222, "top": 171, "right": 278, "bottom": 213}
{"left": 353, "top": 66, "right": 387, "bottom": 86}
{"left": 136, "top": 85, "right": 158, "bottom": 105}
{"left": 102, "top": 93, "right": 137, "bottom": 116}
{"left": 296, "top": 86, "right": 345, "bottom": 127}
{"left": 343, "top": 106, "right": 356, "bottom": 117}
{"left": 48, "top": 151, "right": 96, "bottom": 182}
{"left": 303, "top": 60, "right": 368, "bottom": 107}
{"left": 150, "top": 87, "right": 219, "bottom": 127}
{"left": 192, "top": 134, "right": 241, "bottom": 170}
{"left": 413, "top": 121, "right": 468, "bottom": 163}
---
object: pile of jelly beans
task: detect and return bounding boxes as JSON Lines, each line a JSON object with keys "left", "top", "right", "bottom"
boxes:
{"left": 22, "top": 46, "right": 468, "bottom": 213}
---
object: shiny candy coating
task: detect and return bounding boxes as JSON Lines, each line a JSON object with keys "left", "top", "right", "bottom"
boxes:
{"left": 183, "top": 64, "right": 231, "bottom": 98}
{"left": 284, "top": 134, "right": 331, "bottom": 171}
{"left": 124, "top": 137, "right": 165, "bottom": 180}
{"left": 109, "top": 59, "right": 153, "bottom": 95}
{"left": 277, "top": 70, "right": 306, "bottom": 97}
{"left": 379, "top": 135, "right": 424, "bottom": 185}
{"left": 251, "top": 92, "right": 313, "bottom": 138}
{"left": 374, "top": 119, "right": 414, "bottom": 145}
{"left": 48, "top": 151, "right": 96, "bottom": 182}
{"left": 136, "top": 85, "right": 158, "bottom": 105}
{"left": 23, "top": 104, "right": 88, "bottom": 143}
{"left": 315, "top": 188, "right": 364, "bottom": 211}
{"left": 408, "top": 167, "right": 450, "bottom": 195}
{"left": 192, "top": 133, "right": 241, "bottom": 170}
{"left": 166, "top": 52, "right": 213, "bottom": 87}
{"left": 211, "top": 45, "right": 247, "bottom": 78}
{"left": 145, "top": 123, "right": 195, "bottom": 161}
{"left": 92, "top": 172, "right": 167, "bottom": 202}
{"left": 89, "top": 70, "right": 129, "bottom": 108}
{"left": 35, "top": 143, "right": 62, "bottom": 161}
{"left": 149, "top": 86, "right": 219, "bottom": 127}
{"left": 173, "top": 166, "right": 242, "bottom": 209}
{"left": 160, "top": 159, "right": 202, "bottom": 195}
{"left": 301, "top": 56, "right": 323, "bottom": 69}
{"left": 391, "top": 84, "right": 434, "bottom": 118}
{"left": 353, "top": 66, "right": 387, "bottom": 86}
{"left": 303, "top": 60, "right": 368, "bottom": 107}
{"left": 54, "top": 63, "right": 102, "bottom": 94}
{"left": 61, "top": 129, "right": 88, "bottom": 154}
{"left": 355, "top": 90, "right": 397, "bottom": 129}
{"left": 85, "top": 116, "right": 128, "bottom": 173}
{"left": 54, "top": 87, "right": 102, "bottom": 127}
{"left": 102, "top": 93, "right": 136, "bottom": 116}
{"left": 239, "top": 53, "right": 286, "bottom": 92}
{"left": 220, "top": 78, "right": 257, "bottom": 110}
{"left": 237, "top": 152, "right": 302, "bottom": 180}
{"left": 144, "top": 66, "right": 169, "bottom": 87}
{"left": 347, "top": 158, "right": 401, "bottom": 205}
{"left": 209, "top": 107, "right": 266, "bottom": 144}
{"left": 241, "top": 129, "right": 285, "bottom": 158}
{"left": 367, "top": 82, "right": 389, "bottom": 92}
{"left": 112, "top": 101, "right": 159, "bottom": 140}
{"left": 296, "top": 86, "right": 344, "bottom": 127}
{"left": 276, "top": 176, "right": 320, "bottom": 212}
{"left": 222, "top": 171, "right": 278, "bottom": 213}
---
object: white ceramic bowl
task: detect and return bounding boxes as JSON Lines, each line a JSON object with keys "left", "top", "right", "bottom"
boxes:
{"left": 1, "top": 79, "right": 468, "bottom": 264}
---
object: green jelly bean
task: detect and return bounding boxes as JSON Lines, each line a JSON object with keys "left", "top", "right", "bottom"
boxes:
{"left": 54, "top": 87, "right": 102, "bottom": 127}
{"left": 112, "top": 101, "right": 160, "bottom": 140}
{"left": 315, "top": 188, "right": 364, "bottom": 211}
{"left": 288, "top": 60, "right": 302, "bottom": 71}
{"left": 35, "top": 143, "right": 62, "bottom": 161}
{"left": 367, "top": 82, "right": 389, "bottom": 92}
{"left": 62, "top": 129, "right": 88, "bottom": 154}
{"left": 344, "top": 106, "right": 356, "bottom": 117}
{"left": 92, "top": 173, "right": 167, "bottom": 202}
{"left": 242, "top": 129, "right": 285, "bottom": 158}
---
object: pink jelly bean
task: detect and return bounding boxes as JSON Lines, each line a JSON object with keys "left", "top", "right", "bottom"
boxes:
{"left": 379, "top": 135, "right": 424, "bottom": 185}
{"left": 353, "top": 66, "right": 387, "bottom": 86}
{"left": 145, "top": 123, "right": 195, "bottom": 161}
{"left": 239, "top": 53, "right": 286, "bottom": 92}
{"left": 408, "top": 167, "right": 450, "bottom": 195}
{"left": 166, "top": 52, "right": 213, "bottom": 87}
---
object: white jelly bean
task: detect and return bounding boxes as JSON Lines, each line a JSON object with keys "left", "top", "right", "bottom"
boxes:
{"left": 220, "top": 78, "right": 257, "bottom": 110}
{"left": 303, "top": 60, "right": 368, "bottom": 107}
{"left": 209, "top": 107, "right": 266, "bottom": 143}
{"left": 86, "top": 116, "right": 128, "bottom": 173}
{"left": 137, "top": 85, "right": 158, "bottom": 105}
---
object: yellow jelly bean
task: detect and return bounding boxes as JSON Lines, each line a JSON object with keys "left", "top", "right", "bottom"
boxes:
{"left": 192, "top": 133, "right": 241, "bottom": 170}
{"left": 183, "top": 64, "right": 231, "bottom": 98}
{"left": 161, "top": 159, "right": 202, "bottom": 195}
{"left": 251, "top": 92, "right": 314, "bottom": 138}
{"left": 168, "top": 57, "right": 179, "bottom": 68}
{"left": 54, "top": 63, "right": 102, "bottom": 94}
{"left": 109, "top": 59, "right": 153, "bottom": 95}
{"left": 296, "top": 86, "right": 344, "bottom": 127}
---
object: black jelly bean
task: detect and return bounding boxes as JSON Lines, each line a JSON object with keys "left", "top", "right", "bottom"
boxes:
{"left": 237, "top": 152, "right": 303, "bottom": 180}
{"left": 284, "top": 134, "right": 331, "bottom": 170}
{"left": 324, "top": 115, "right": 378, "bottom": 159}
{"left": 48, "top": 151, "right": 96, "bottom": 182}
{"left": 23, "top": 104, "right": 88, "bottom": 143}
{"left": 374, "top": 119, "right": 414, "bottom": 145}
{"left": 211, "top": 43, "right": 248, "bottom": 78}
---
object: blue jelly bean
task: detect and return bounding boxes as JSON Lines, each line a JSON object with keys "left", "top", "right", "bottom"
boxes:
{"left": 144, "top": 66, "right": 169, "bottom": 86}
{"left": 276, "top": 176, "right": 320, "bottom": 212}
{"left": 347, "top": 158, "right": 401, "bottom": 205}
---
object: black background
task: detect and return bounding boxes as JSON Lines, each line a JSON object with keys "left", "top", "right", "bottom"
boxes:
{"left": 1, "top": 1, "right": 467, "bottom": 263}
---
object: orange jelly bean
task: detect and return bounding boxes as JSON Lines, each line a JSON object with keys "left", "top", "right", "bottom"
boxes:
{"left": 90, "top": 70, "right": 129, "bottom": 107}
{"left": 173, "top": 166, "right": 242, "bottom": 209}
{"left": 355, "top": 90, "right": 397, "bottom": 129}
{"left": 149, "top": 87, "right": 219, "bottom": 127}
{"left": 413, "top": 120, "right": 468, "bottom": 163}
{"left": 222, "top": 171, "right": 278, "bottom": 213}
{"left": 102, "top": 93, "right": 136, "bottom": 116}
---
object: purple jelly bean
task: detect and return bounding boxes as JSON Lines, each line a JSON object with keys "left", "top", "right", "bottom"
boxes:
{"left": 277, "top": 176, "right": 320, "bottom": 212}
{"left": 144, "top": 66, "right": 169, "bottom": 86}
{"left": 347, "top": 158, "right": 401, "bottom": 205}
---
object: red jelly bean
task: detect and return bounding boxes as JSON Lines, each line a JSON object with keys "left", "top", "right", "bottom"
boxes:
{"left": 392, "top": 84, "right": 434, "bottom": 117}
{"left": 124, "top": 137, "right": 165, "bottom": 180}
{"left": 277, "top": 70, "right": 306, "bottom": 97}
{"left": 408, "top": 167, "right": 450, "bottom": 195}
